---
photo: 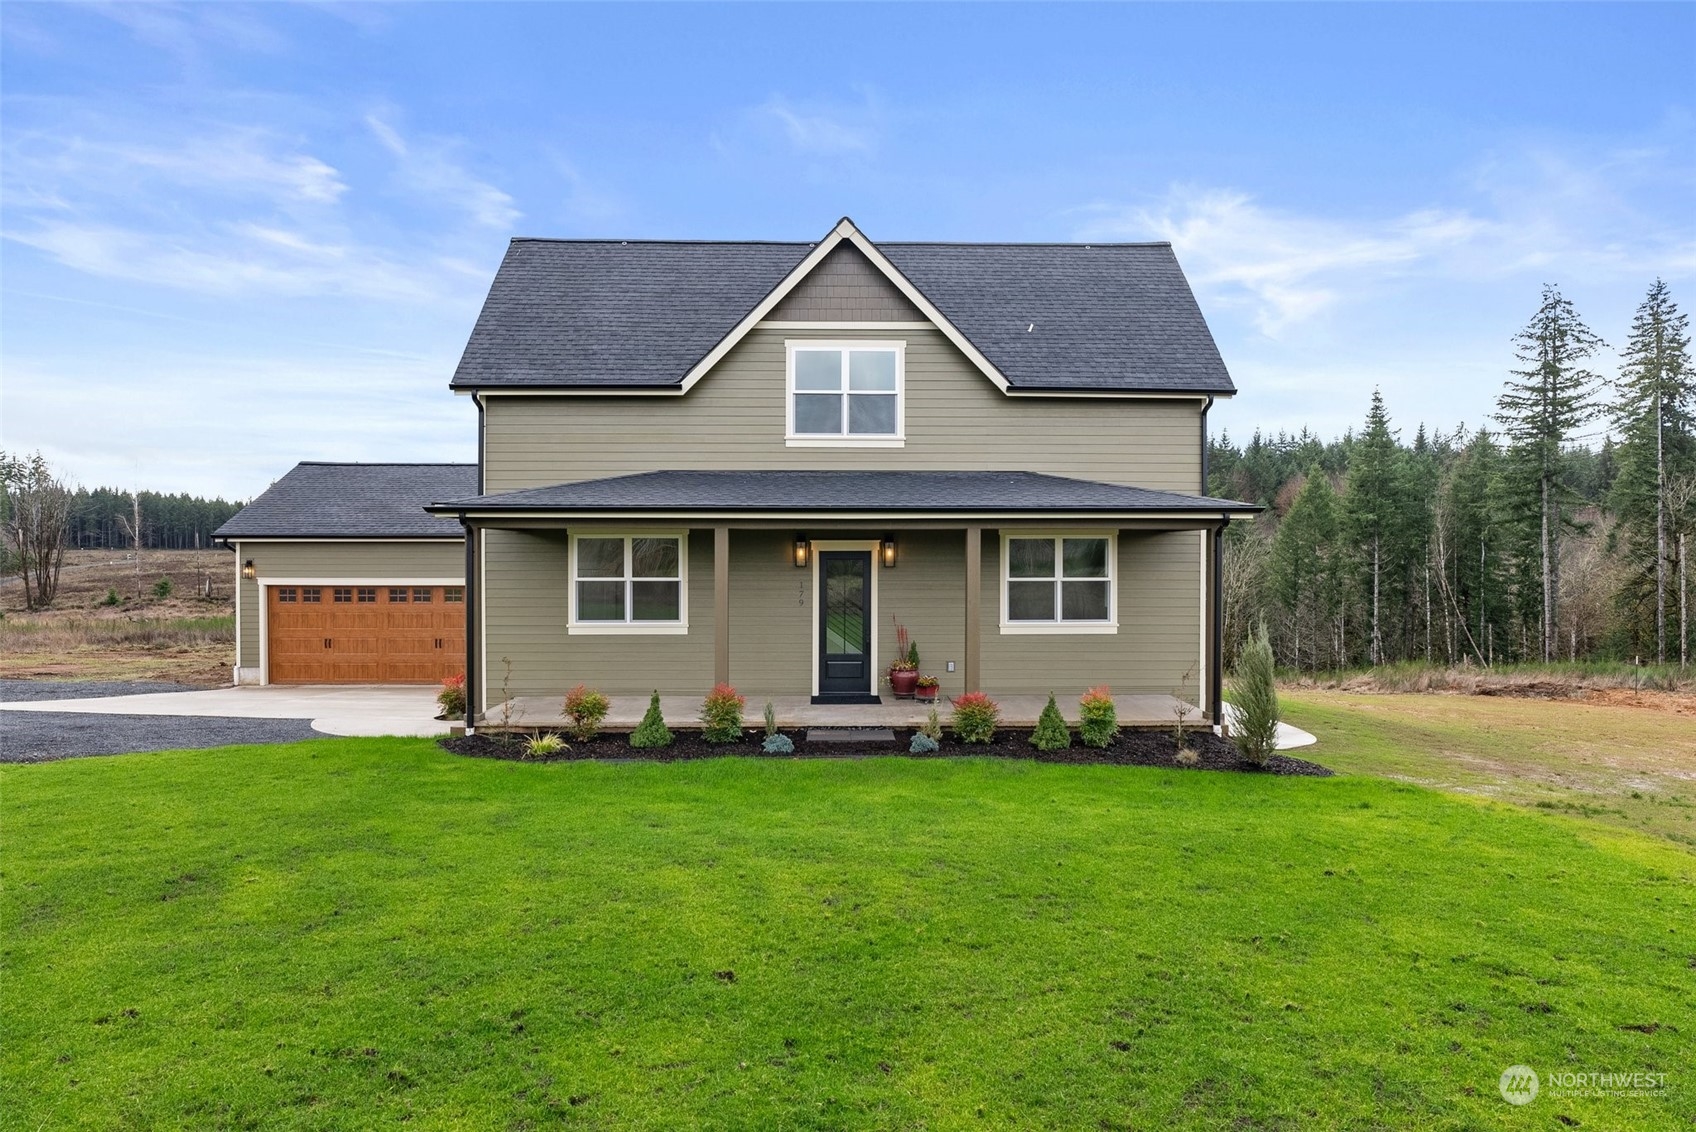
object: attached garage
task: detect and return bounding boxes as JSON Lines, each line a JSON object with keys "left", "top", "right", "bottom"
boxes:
{"left": 214, "top": 463, "right": 477, "bottom": 686}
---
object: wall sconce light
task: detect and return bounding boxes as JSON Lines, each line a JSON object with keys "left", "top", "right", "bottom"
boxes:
{"left": 242, "top": 559, "right": 256, "bottom": 580}
{"left": 793, "top": 535, "right": 810, "bottom": 568}
{"left": 880, "top": 534, "right": 897, "bottom": 568}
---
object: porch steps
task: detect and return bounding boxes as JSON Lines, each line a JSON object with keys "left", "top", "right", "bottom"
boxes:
{"left": 806, "top": 727, "right": 898, "bottom": 744}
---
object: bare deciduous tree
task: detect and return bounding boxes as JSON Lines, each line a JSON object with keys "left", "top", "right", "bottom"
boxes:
{"left": 1, "top": 451, "right": 72, "bottom": 611}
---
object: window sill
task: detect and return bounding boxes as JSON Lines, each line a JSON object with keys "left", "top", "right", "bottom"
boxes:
{"left": 998, "top": 622, "right": 1119, "bottom": 635}
{"left": 785, "top": 437, "right": 906, "bottom": 448}
{"left": 568, "top": 624, "right": 689, "bottom": 636}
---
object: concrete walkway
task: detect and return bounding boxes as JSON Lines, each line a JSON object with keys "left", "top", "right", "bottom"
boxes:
{"left": 0, "top": 685, "right": 445, "bottom": 738}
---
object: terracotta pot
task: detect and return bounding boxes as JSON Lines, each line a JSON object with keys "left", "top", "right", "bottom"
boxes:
{"left": 889, "top": 668, "right": 919, "bottom": 698}
{"left": 915, "top": 685, "right": 939, "bottom": 702}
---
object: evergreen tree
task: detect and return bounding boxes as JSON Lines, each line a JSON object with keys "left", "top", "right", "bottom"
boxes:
{"left": 1494, "top": 286, "right": 1606, "bottom": 660}
{"left": 1344, "top": 391, "right": 1404, "bottom": 664}
{"left": 1609, "top": 280, "right": 1693, "bottom": 661}
{"left": 1267, "top": 469, "right": 1342, "bottom": 668}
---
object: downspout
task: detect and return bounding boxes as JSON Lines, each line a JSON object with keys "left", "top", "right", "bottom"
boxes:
{"left": 475, "top": 392, "right": 486, "bottom": 495}
{"left": 461, "top": 513, "right": 479, "bottom": 731}
{"left": 1211, "top": 517, "right": 1226, "bottom": 728}
{"left": 1200, "top": 395, "right": 1214, "bottom": 495}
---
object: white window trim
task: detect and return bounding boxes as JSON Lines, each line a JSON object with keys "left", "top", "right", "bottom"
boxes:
{"left": 568, "top": 530, "right": 689, "bottom": 635}
{"left": 784, "top": 339, "right": 906, "bottom": 448}
{"left": 998, "top": 530, "right": 1119, "bottom": 635}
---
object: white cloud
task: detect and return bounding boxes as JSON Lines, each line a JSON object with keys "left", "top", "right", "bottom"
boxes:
{"left": 738, "top": 92, "right": 880, "bottom": 157}
{"left": 364, "top": 113, "right": 520, "bottom": 229}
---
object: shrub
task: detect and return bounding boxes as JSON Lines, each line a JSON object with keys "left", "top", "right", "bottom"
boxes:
{"left": 763, "top": 700, "right": 779, "bottom": 737}
{"left": 629, "top": 691, "right": 673, "bottom": 749}
{"left": 909, "top": 733, "right": 939, "bottom": 754}
{"left": 1174, "top": 746, "right": 1201, "bottom": 768}
{"left": 152, "top": 577, "right": 173, "bottom": 599}
{"left": 762, "top": 733, "right": 795, "bottom": 755}
{"left": 1029, "top": 693, "right": 1071, "bottom": 751}
{"left": 1230, "top": 624, "right": 1281, "bottom": 767}
{"left": 906, "top": 640, "right": 920, "bottom": 669}
{"left": 437, "top": 673, "right": 467, "bottom": 720}
{"left": 951, "top": 692, "right": 1000, "bottom": 745}
{"left": 700, "top": 683, "right": 746, "bottom": 743}
{"left": 919, "top": 708, "right": 943, "bottom": 740}
{"left": 525, "top": 732, "right": 567, "bottom": 758}
{"left": 563, "top": 684, "right": 610, "bottom": 742}
{"left": 101, "top": 588, "right": 120, "bottom": 607}
{"left": 1078, "top": 685, "right": 1118, "bottom": 749}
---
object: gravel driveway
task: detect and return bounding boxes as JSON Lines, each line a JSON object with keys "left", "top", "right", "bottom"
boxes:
{"left": 1, "top": 681, "right": 319, "bottom": 764}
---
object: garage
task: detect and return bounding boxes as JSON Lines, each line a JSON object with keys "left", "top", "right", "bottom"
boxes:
{"left": 267, "top": 583, "right": 466, "bottom": 684}
{"left": 214, "top": 462, "right": 478, "bottom": 686}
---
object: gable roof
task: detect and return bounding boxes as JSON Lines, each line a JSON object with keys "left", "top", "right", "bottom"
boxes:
{"left": 450, "top": 217, "right": 1234, "bottom": 397}
{"left": 427, "top": 469, "right": 1257, "bottom": 519}
{"left": 214, "top": 463, "right": 476, "bottom": 540}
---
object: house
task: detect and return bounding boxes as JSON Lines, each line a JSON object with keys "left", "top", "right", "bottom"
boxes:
{"left": 424, "top": 217, "right": 1256, "bottom": 727}
{"left": 215, "top": 462, "right": 475, "bottom": 684}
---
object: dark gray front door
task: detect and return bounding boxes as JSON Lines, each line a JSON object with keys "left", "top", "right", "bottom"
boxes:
{"left": 818, "top": 551, "right": 873, "bottom": 698}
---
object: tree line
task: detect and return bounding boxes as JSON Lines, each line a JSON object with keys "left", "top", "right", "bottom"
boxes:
{"left": 64, "top": 487, "right": 246, "bottom": 550}
{"left": 1213, "top": 280, "right": 1693, "bottom": 671}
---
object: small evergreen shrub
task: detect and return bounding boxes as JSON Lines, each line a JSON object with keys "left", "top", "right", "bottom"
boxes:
{"left": 525, "top": 732, "right": 567, "bottom": 758}
{"left": 437, "top": 673, "right": 467, "bottom": 720}
{"left": 629, "top": 691, "right": 673, "bottom": 749}
{"left": 700, "top": 683, "right": 746, "bottom": 743}
{"left": 152, "top": 577, "right": 173, "bottom": 599}
{"left": 1029, "top": 693, "right": 1071, "bottom": 750}
{"left": 101, "top": 588, "right": 120, "bottom": 607}
{"left": 762, "top": 733, "right": 795, "bottom": 754}
{"left": 951, "top": 692, "right": 1000, "bottom": 745}
{"left": 763, "top": 701, "right": 780, "bottom": 737}
{"left": 563, "top": 684, "right": 610, "bottom": 742}
{"left": 919, "top": 708, "right": 943, "bottom": 741}
{"left": 1230, "top": 625, "right": 1281, "bottom": 767}
{"left": 909, "top": 733, "right": 939, "bottom": 754}
{"left": 1078, "top": 685, "right": 1118, "bottom": 748}
{"left": 906, "top": 640, "right": 920, "bottom": 669}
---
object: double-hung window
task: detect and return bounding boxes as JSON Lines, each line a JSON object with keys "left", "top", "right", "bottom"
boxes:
{"left": 1001, "top": 533, "right": 1117, "bottom": 633}
{"left": 786, "top": 341, "right": 904, "bottom": 445}
{"left": 570, "top": 533, "right": 687, "bottom": 634}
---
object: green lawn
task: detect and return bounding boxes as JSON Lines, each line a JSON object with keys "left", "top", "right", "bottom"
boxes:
{"left": 4, "top": 740, "right": 1692, "bottom": 1129}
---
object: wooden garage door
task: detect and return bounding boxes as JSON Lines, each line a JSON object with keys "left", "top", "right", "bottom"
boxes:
{"left": 268, "top": 585, "right": 466, "bottom": 684}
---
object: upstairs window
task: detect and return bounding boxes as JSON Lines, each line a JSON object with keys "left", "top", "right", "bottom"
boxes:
{"left": 786, "top": 342, "right": 904, "bottom": 446}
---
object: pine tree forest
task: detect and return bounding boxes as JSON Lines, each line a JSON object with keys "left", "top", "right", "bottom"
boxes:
{"left": 1214, "top": 281, "right": 1694, "bottom": 671}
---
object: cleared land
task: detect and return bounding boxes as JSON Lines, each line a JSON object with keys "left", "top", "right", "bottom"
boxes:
{"left": 1284, "top": 690, "right": 1696, "bottom": 848}
{"left": 3, "top": 739, "right": 1690, "bottom": 1129}
{"left": 0, "top": 549, "right": 234, "bottom": 685}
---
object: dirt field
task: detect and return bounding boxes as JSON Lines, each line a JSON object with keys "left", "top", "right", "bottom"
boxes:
{"left": 1284, "top": 689, "right": 1696, "bottom": 847}
{"left": 0, "top": 549, "right": 235, "bottom": 686}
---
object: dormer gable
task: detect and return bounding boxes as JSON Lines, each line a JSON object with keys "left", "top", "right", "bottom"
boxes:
{"left": 766, "top": 243, "right": 926, "bottom": 323}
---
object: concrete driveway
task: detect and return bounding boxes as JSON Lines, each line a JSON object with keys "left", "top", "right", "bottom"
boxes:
{"left": 1, "top": 685, "right": 446, "bottom": 738}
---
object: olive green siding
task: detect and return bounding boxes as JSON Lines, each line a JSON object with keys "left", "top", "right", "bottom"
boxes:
{"left": 767, "top": 244, "right": 924, "bottom": 322}
{"left": 482, "top": 326, "right": 1203, "bottom": 493}
{"left": 233, "top": 539, "right": 464, "bottom": 672}
{"left": 477, "top": 525, "right": 1200, "bottom": 706}
{"left": 979, "top": 529, "right": 1203, "bottom": 699}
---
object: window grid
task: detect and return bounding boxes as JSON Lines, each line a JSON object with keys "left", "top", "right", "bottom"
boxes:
{"left": 572, "top": 535, "right": 684, "bottom": 626}
{"left": 356, "top": 587, "right": 377, "bottom": 603}
{"left": 388, "top": 588, "right": 409, "bottom": 603}
{"left": 787, "top": 342, "right": 903, "bottom": 441}
{"left": 302, "top": 587, "right": 321, "bottom": 603}
{"left": 333, "top": 587, "right": 353, "bottom": 603}
{"left": 277, "top": 587, "right": 297, "bottom": 603}
{"left": 1004, "top": 535, "right": 1114, "bottom": 626}
{"left": 444, "top": 587, "right": 464, "bottom": 603}
{"left": 412, "top": 587, "right": 433, "bottom": 603}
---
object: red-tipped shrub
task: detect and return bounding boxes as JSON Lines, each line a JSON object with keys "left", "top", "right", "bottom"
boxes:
{"left": 700, "top": 683, "right": 747, "bottom": 743}
{"left": 951, "top": 691, "right": 1001, "bottom": 745}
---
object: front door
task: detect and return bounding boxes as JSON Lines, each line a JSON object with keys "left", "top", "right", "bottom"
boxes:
{"left": 818, "top": 551, "right": 874, "bottom": 700}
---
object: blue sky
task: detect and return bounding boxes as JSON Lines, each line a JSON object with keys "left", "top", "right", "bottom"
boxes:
{"left": 3, "top": 2, "right": 1692, "bottom": 497}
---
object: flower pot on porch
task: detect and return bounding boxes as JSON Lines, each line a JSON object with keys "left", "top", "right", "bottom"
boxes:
{"left": 914, "top": 682, "right": 938, "bottom": 703}
{"left": 889, "top": 668, "right": 919, "bottom": 698}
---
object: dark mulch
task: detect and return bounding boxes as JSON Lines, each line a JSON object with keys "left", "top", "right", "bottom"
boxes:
{"left": 439, "top": 726, "right": 1331, "bottom": 776}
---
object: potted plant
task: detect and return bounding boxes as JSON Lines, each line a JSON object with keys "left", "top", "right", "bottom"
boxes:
{"left": 914, "top": 674, "right": 939, "bottom": 702}
{"left": 888, "top": 619, "right": 919, "bottom": 698}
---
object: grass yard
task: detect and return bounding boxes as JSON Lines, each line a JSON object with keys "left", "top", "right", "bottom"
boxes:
{"left": 3, "top": 739, "right": 1691, "bottom": 1129}
{"left": 1284, "top": 690, "right": 1696, "bottom": 848}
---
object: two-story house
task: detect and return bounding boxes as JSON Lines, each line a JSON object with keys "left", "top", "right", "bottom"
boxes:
{"left": 218, "top": 218, "right": 1253, "bottom": 727}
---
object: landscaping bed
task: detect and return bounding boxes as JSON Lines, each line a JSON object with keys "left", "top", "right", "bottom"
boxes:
{"left": 439, "top": 727, "right": 1332, "bottom": 775}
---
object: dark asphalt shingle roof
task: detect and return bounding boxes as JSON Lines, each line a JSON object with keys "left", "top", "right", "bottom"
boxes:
{"left": 428, "top": 470, "right": 1256, "bottom": 515}
{"left": 214, "top": 463, "right": 476, "bottom": 539}
{"left": 450, "top": 233, "right": 1233, "bottom": 394}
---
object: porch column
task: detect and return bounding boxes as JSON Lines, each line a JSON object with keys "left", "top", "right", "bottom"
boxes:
{"left": 462, "top": 518, "right": 480, "bottom": 730}
{"left": 713, "top": 526, "right": 730, "bottom": 686}
{"left": 963, "top": 526, "right": 981, "bottom": 694}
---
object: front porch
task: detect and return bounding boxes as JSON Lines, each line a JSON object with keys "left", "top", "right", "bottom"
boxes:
{"left": 488, "top": 691, "right": 1199, "bottom": 732}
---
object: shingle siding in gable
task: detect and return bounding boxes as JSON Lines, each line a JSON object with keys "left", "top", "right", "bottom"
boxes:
{"left": 767, "top": 244, "right": 926, "bottom": 322}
